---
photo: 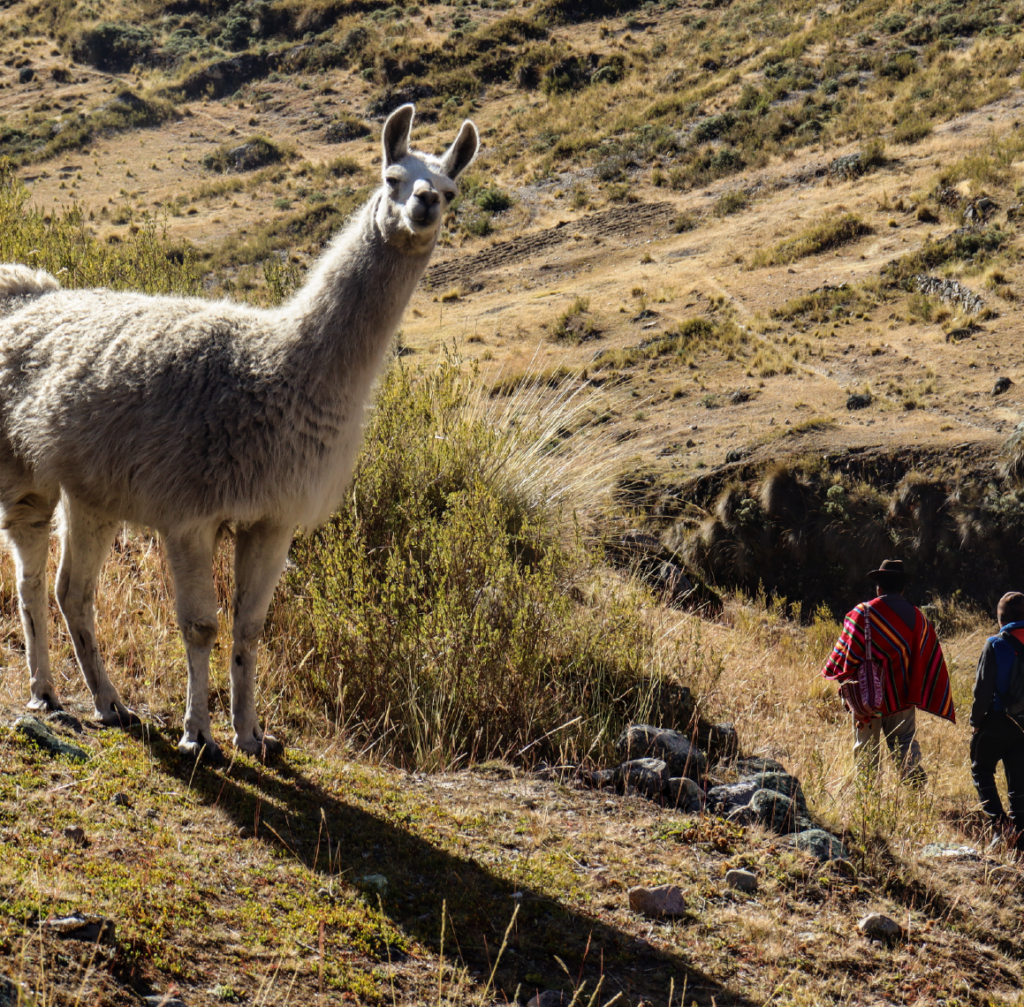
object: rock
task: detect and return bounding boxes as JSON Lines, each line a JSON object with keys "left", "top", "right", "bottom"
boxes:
{"left": 63, "top": 825, "right": 88, "bottom": 846}
{"left": 14, "top": 717, "right": 89, "bottom": 762}
{"left": 791, "top": 829, "right": 848, "bottom": 861}
{"left": 729, "top": 390, "right": 751, "bottom": 405}
{"left": 616, "top": 725, "right": 707, "bottom": 781}
{"left": 993, "top": 376, "right": 1013, "bottom": 396}
{"left": 915, "top": 274, "right": 984, "bottom": 315}
{"left": 18, "top": 67, "right": 34, "bottom": 84}
{"left": 920, "top": 842, "right": 981, "bottom": 862}
{"left": 41, "top": 914, "right": 116, "bottom": 944}
{"left": 237, "top": 825, "right": 254, "bottom": 839}
{"left": 615, "top": 758, "right": 668, "bottom": 798}
{"left": 748, "top": 790, "right": 813, "bottom": 835}
{"left": 846, "top": 392, "right": 872, "bottom": 410}
{"left": 143, "top": 997, "right": 187, "bottom": 1007}
{"left": 724, "top": 868, "right": 758, "bottom": 893}
{"left": 359, "top": 874, "right": 389, "bottom": 897}
{"left": 111, "top": 792, "right": 131, "bottom": 808}
{"left": 666, "top": 776, "right": 704, "bottom": 811}
{"left": 703, "top": 722, "right": 739, "bottom": 759}
{"left": 46, "top": 711, "right": 83, "bottom": 733}
{"left": 946, "top": 326, "right": 972, "bottom": 342}
{"left": 725, "top": 448, "right": 747, "bottom": 463}
{"left": 628, "top": 884, "right": 688, "bottom": 917}
{"left": 828, "top": 152, "right": 864, "bottom": 180}
{"left": 706, "top": 780, "right": 760, "bottom": 815}
{"left": 526, "top": 993, "right": 571, "bottom": 1007}
{"left": 734, "top": 756, "right": 786, "bottom": 775}
{"left": 581, "top": 768, "right": 616, "bottom": 790}
{"left": 857, "top": 913, "right": 902, "bottom": 940}
{"left": 747, "top": 771, "right": 807, "bottom": 808}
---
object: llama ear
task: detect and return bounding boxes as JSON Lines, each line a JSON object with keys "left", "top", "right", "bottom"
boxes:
{"left": 382, "top": 104, "right": 415, "bottom": 167}
{"left": 440, "top": 120, "right": 479, "bottom": 181}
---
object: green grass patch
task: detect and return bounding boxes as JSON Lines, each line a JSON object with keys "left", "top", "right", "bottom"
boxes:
{"left": 749, "top": 214, "right": 873, "bottom": 268}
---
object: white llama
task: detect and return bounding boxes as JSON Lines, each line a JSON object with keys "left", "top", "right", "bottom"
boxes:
{"left": 0, "top": 105, "right": 478, "bottom": 763}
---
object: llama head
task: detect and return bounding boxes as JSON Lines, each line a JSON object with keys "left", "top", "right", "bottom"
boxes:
{"left": 376, "top": 104, "right": 479, "bottom": 253}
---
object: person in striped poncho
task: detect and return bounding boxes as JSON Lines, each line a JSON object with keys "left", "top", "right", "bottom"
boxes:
{"left": 822, "top": 559, "right": 955, "bottom": 783}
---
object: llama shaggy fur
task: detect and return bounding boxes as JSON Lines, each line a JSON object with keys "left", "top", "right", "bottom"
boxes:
{"left": 0, "top": 105, "right": 478, "bottom": 762}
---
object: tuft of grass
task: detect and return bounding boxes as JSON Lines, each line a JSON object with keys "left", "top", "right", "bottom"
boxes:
{"left": 285, "top": 356, "right": 676, "bottom": 769}
{"left": 749, "top": 214, "right": 873, "bottom": 268}
{"left": 551, "top": 295, "right": 600, "bottom": 342}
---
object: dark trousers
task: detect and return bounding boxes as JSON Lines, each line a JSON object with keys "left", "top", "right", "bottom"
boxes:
{"left": 971, "top": 712, "right": 1024, "bottom": 846}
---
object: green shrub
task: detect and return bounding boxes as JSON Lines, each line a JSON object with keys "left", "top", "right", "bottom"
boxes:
{"left": 0, "top": 162, "right": 200, "bottom": 296}
{"left": 285, "top": 358, "right": 669, "bottom": 768}
{"left": 551, "top": 296, "right": 600, "bottom": 342}
{"left": 73, "top": 22, "right": 153, "bottom": 72}
{"left": 891, "top": 115, "right": 932, "bottom": 145}
{"left": 476, "top": 186, "right": 513, "bottom": 212}
{"left": 750, "top": 214, "right": 873, "bottom": 268}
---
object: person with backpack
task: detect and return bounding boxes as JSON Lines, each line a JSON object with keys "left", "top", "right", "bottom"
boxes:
{"left": 822, "top": 559, "right": 955, "bottom": 783}
{"left": 970, "top": 591, "right": 1024, "bottom": 850}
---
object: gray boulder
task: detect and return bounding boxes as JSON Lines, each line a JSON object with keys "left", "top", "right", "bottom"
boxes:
{"left": 748, "top": 790, "right": 813, "bottom": 835}
{"left": 666, "top": 776, "right": 704, "bottom": 812}
{"left": 616, "top": 725, "right": 707, "bottom": 780}
{"left": 747, "top": 771, "right": 807, "bottom": 809}
{"left": 615, "top": 758, "right": 668, "bottom": 798}
{"left": 791, "top": 829, "right": 848, "bottom": 861}
{"left": 858, "top": 913, "right": 902, "bottom": 940}
{"left": 706, "top": 779, "right": 760, "bottom": 815}
{"left": 735, "top": 756, "right": 786, "bottom": 775}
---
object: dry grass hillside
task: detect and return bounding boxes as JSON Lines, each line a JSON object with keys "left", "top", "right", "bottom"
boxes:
{"left": 2, "top": 0, "right": 1024, "bottom": 1003}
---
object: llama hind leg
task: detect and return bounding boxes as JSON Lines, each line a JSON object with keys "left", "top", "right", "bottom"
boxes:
{"left": 230, "top": 522, "right": 292, "bottom": 758}
{"left": 56, "top": 499, "right": 139, "bottom": 727}
{"left": 2, "top": 493, "right": 59, "bottom": 711}
{"left": 165, "top": 529, "right": 223, "bottom": 764}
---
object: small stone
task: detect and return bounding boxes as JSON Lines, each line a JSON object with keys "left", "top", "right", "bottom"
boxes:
{"left": 846, "top": 392, "right": 872, "bottom": 410}
{"left": 111, "top": 792, "right": 131, "bottom": 808}
{"left": 14, "top": 717, "right": 88, "bottom": 762}
{"left": 747, "top": 771, "right": 807, "bottom": 808}
{"left": 993, "top": 376, "right": 1013, "bottom": 396}
{"left": 705, "top": 722, "right": 739, "bottom": 759}
{"left": 665, "top": 776, "right": 704, "bottom": 811}
{"left": 628, "top": 883, "right": 688, "bottom": 918}
{"left": 18, "top": 67, "right": 34, "bottom": 84}
{"left": 42, "top": 914, "right": 116, "bottom": 944}
{"left": 615, "top": 758, "right": 668, "bottom": 798}
{"left": 237, "top": 825, "right": 254, "bottom": 839}
{"left": 725, "top": 868, "right": 758, "bottom": 893}
{"left": 791, "top": 829, "right": 848, "bottom": 862}
{"left": 63, "top": 825, "right": 87, "bottom": 846}
{"left": 858, "top": 913, "right": 902, "bottom": 940}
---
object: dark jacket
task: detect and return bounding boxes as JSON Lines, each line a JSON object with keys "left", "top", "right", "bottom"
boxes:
{"left": 970, "top": 620, "right": 1024, "bottom": 727}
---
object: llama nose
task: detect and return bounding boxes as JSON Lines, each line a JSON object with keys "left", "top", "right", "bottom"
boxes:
{"left": 415, "top": 187, "right": 440, "bottom": 207}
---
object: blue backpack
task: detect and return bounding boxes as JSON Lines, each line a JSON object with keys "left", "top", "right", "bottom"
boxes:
{"left": 998, "top": 631, "right": 1024, "bottom": 720}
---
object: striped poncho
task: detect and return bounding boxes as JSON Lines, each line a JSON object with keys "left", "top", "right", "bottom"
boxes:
{"left": 821, "top": 597, "right": 956, "bottom": 725}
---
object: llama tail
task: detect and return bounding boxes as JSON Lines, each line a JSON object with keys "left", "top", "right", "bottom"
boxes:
{"left": 0, "top": 264, "right": 61, "bottom": 317}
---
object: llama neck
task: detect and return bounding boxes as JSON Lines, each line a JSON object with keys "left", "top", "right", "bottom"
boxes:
{"left": 284, "top": 193, "right": 434, "bottom": 386}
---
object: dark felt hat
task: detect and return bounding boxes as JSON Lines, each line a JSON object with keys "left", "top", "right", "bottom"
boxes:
{"left": 868, "top": 558, "right": 907, "bottom": 588}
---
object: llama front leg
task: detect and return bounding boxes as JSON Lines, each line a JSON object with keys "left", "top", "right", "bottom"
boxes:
{"left": 56, "top": 499, "right": 139, "bottom": 726}
{"left": 165, "top": 529, "right": 223, "bottom": 764}
{"left": 2, "top": 493, "right": 59, "bottom": 711}
{"left": 230, "top": 522, "right": 293, "bottom": 758}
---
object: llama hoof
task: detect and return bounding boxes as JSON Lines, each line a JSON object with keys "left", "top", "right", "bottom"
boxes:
{"left": 235, "top": 729, "right": 284, "bottom": 760}
{"left": 27, "top": 692, "right": 64, "bottom": 714}
{"left": 178, "top": 734, "right": 225, "bottom": 767}
{"left": 95, "top": 701, "right": 142, "bottom": 729}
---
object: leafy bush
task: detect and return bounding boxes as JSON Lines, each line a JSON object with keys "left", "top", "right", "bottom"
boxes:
{"left": 476, "top": 186, "right": 513, "bottom": 212}
{"left": 284, "top": 358, "right": 670, "bottom": 768}
{"left": 73, "top": 22, "right": 153, "bottom": 72}
{"left": 0, "top": 161, "right": 200, "bottom": 296}
{"left": 750, "top": 214, "right": 873, "bottom": 268}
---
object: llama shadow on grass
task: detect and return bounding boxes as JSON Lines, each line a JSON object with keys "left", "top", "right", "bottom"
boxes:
{"left": 144, "top": 729, "right": 760, "bottom": 1007}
